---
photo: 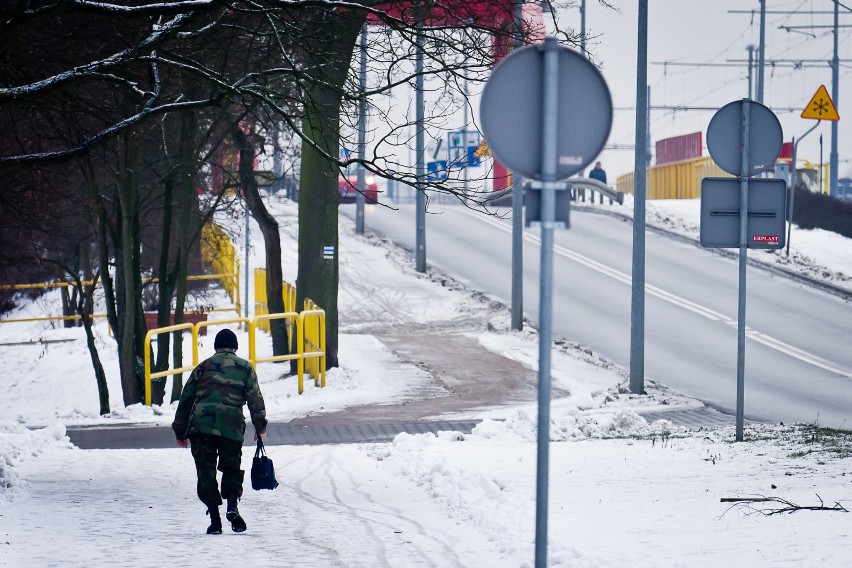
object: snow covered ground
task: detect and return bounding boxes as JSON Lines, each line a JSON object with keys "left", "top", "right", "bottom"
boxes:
{"left": 1, "top": 196, "right": 850, "bottom": 567}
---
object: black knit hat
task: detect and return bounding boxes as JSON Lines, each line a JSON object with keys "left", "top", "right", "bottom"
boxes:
{"left": 214, "top": 329, "right": 238, "bottom": 351}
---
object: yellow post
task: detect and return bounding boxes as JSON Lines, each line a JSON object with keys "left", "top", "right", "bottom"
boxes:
{"left": 300, "top": 304, "right": 326, "bottom": 389}
{"left": 144, "top": 323, "right": 197, "bottom": 406}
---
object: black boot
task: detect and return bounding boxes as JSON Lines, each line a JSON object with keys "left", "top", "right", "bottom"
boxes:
{"left": 225, "top": 494, "right": 246, "bottom": 533}
{"left": 206, "top": 506, "right": 222, "bottom": 535}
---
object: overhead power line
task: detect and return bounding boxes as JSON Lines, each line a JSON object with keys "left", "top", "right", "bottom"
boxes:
{"left": 614, "top": 105, "right": 801, "bottom": 113}
{"left": 729, "top": 10, "right": 852, "bottom": 15}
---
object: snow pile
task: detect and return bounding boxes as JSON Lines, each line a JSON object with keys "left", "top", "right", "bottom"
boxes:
{"left": 0, "top": 421, "right": 73, "bottom": 499}
{"left": 472, "top": 406, "right": 673, "bottom": 442}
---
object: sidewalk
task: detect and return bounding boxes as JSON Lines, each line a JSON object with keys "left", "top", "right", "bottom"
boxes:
{"left": 67, "top": 331, "right": 738, "bottom": 450}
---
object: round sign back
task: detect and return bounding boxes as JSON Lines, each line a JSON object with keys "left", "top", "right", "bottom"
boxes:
{"left": 480, "top": 43, "right": 612, "bottom": 181}
{"left": 706, "top": 99, "right": 783, "bottom": 177}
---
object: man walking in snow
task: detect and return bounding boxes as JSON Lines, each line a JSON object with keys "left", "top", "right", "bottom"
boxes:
{"left": 172, "top": 328, "right": 267, "bottom": 534}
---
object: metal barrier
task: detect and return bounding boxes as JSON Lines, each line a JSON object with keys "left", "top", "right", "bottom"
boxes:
{"left": 254, "top": 270, "right": 297, "bottom": 333}
{"left": 143, "top": 323, "right": 199, "bottom": 408}
{"left": 0, "top": 273, "right": 238, "bottom": 326}
{"left": 143, "top": 310, "right": 326, "bottom": 405}
{"left": 194, "top": 317, "right": 256, "bottom": 363}
{"left": 616, "top": 156, "right": 732, "bottom": 200}
{"left": 254, "top": 312, "right": 302, "bottom": 389}
{"left": 301, "top": 299, "right": 326, "bottom": 391}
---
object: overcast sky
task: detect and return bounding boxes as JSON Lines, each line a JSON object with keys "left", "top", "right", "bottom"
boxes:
{"left": 569, "top": 0, "right": 852, "bottom": 181}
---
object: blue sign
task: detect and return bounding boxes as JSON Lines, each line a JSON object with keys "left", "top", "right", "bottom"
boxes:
{"left": 448, "top": 130, "right": 481, "bottom": 168}
{"left": 427, "top": 160, "right": 448, "bottom": 181}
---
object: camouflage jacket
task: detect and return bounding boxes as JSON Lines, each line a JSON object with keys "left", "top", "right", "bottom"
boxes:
{"left": 172, "top": 349, "right": 268, "bottom": 443}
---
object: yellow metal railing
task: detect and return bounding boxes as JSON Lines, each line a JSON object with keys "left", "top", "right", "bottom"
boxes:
{"left": 616, "top": 156, "right": 732, "bottom": 200}
{"left": 143, "top": 310, "right": 326, "bottom": 405}
{"left": 144, "top": 323, "right": 199, "bottom": 407}
{"left": 2, "top": 266, "right": 239, "bottom": 326}
{"left": 300, "top": 302, "right": 327, "bottom": 391}
{"left": 617, "top": 155, "right": 832, "bottom": 200}
{"left": 253, "top": 269, "right": 297, "bottom": 334}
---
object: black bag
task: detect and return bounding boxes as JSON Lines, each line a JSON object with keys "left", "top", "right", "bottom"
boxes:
{"left": 251, "top": 439, "right": 279, "bottom": 490}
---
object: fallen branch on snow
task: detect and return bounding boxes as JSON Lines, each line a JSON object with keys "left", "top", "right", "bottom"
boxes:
{"left": 721, "top": 494, "right": 848, "bottom": 516}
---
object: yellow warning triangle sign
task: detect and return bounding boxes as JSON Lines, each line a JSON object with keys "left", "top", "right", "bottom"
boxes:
{"left": 801, "top": 85, "right": 839, "bottom": 121}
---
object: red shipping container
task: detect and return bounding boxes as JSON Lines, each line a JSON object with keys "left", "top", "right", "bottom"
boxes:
{"left": 655, "top": 132, "right": 703, "bottom": 165}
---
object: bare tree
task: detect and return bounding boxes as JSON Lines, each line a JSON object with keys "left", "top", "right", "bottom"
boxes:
{"left": 0, "top": 1, "right": 573, "bottom": 402}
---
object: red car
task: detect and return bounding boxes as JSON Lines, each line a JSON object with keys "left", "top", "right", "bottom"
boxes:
{"left": 338, "top": 174, "right": 378, "bottom": 204}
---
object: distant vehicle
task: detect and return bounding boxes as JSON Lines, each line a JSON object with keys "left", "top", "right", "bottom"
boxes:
{"left": 338, "top": 173, "right": 379, "bottom": 204}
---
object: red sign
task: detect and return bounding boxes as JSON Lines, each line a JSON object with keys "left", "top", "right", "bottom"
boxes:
{"left": 752, "top": 235, "right": 779, "bottom": 244}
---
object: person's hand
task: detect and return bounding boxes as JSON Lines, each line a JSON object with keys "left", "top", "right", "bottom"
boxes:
{"left": 176, "top": 438, "right": 188, "bottom": 449}
{"left": 254, "top": 431, "right": 266, "bottom": 442}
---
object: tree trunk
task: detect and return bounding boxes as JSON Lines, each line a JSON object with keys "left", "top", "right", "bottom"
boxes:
{"left": 151, "top": 167, "right": 175, "bottom": 406}
{"left": 79, "top": 276, "right": 110, "bottom": 416}
{"left": 232, "top": 121, "right": 290, "bottom": 357}
{"left": 115, "top": 132, "right": 145, "bottom": 406}
{"left": 297, "top": 12, "right": 365, "bottom": 369}
{"left": 170, "top": 110, "right": 200, "bottom": 402}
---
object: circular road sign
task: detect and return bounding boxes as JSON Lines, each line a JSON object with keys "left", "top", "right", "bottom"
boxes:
{"left": 480, "top": 43, "right": 612, "bottom": 181}
{"left": 706, "top": 99, "right": 783, "bottom": 177}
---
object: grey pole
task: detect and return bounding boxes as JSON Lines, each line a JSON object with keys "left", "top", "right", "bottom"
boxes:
{"left": 786, "top": 122, "right": 821, "bottom": 256}
{"left": 646, "top": 85, "right": 652, "bottom": 166}
{"left": 534, "top": 36, "right": 559, "bottom": 568}
{"left": 820, "top": 133, "right": 824, "bottom": 192}
{"left": 244, "top": 204, "right": 250, "bottom": 320}
{"left": 511, "top": 0, "right": 524, "bottom": 331}
{"left": 735, "top": 99, "right": 751, "bottom": 443}
{"left": 747, "top": 45, "right": 754, "bottom": 99}
{"left": 415, "top": 16, "right": 427, "bottom": 273}
{"left": 830, "top": 0, "right": 839, "bottom": 197}
{"left": 580, "top": 0, "right": 586, "bottom": 57}
{"left": 462, "top": 65, "right": 469, "bottom": 203}
{"left": 629, "top": 0, "right": 648, "bottom": 395}
{"left": 787, "top": 135, "right": 798, "bottom": 258}
{"left": 757, "top": 0, "right": 766, "bottom": 103}
{"left": 355, "top": 23, "right": 367, "bottom": 235}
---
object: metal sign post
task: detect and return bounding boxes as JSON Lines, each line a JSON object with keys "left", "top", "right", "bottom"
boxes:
{"left": 480, "top": 38, "right": 612, "bottom": 568}
{"left": 735, "top": 100, "right": 750, "bottom": 443}
{"left": 704, "top": 98, "right": 783, "bottom": 442}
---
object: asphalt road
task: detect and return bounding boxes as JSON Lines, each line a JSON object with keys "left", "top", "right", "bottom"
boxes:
{"left": 346, "top": 201, "right": 852, "bottom": 428}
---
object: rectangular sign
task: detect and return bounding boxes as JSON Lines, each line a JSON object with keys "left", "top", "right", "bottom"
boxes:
{"left": 699, "top": 177, "right": 787, "bottom": 250}
{"left": 448, "top": 130, "right": 482, "bottom": 168}
{"left": 426, "top": 160, "right": 448, "bottom": 182}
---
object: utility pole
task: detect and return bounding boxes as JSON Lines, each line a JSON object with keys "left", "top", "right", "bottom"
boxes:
{"left": 355, "top": 23, "right": 367, "bottom": 235}
{"left": 580, "top": 0, "right": 586, "bottom": 57}
{"left": 747, "top": 45, "right": 755, "bottom": 99}
{"left": 830, "top": 0, "right": 839, "bottom": 197}
{"left": 511, "top": 0, "right": 524, "bottom": 331}
{"left": 630, "top": 0, "right": 648, "bottom": 395}
{"left": 415, "top": 10, "right": 426, "bottom": 273}
{"left": 757, "top": 0, "right": 766, "bottom": 103}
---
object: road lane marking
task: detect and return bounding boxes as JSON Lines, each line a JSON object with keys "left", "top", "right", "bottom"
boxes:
{"left": 459, "top": 207, "right": 852, "bottom": 378}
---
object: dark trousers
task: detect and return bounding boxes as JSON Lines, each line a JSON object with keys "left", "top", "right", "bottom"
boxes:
{"left": 189, "top": 433, "right": 244, "bottom": 508}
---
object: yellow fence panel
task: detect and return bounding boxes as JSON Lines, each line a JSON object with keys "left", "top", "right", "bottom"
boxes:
{"left": 144, "top": 309, "right": 326, "bottom": 404}
{"left": 144, "top": 323, "right": 199, "bottom": 406}
{"left": 254, "top": 268, "right": 270, "bottom": 332}
{"left": 616, "top": 156, "right": 734, "bottom": 200}
{"left": 254, "top": 269, "right": 297, "bottom": 335}
{"left": 300, "top": 304, "right": 326, "bottom": 392}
